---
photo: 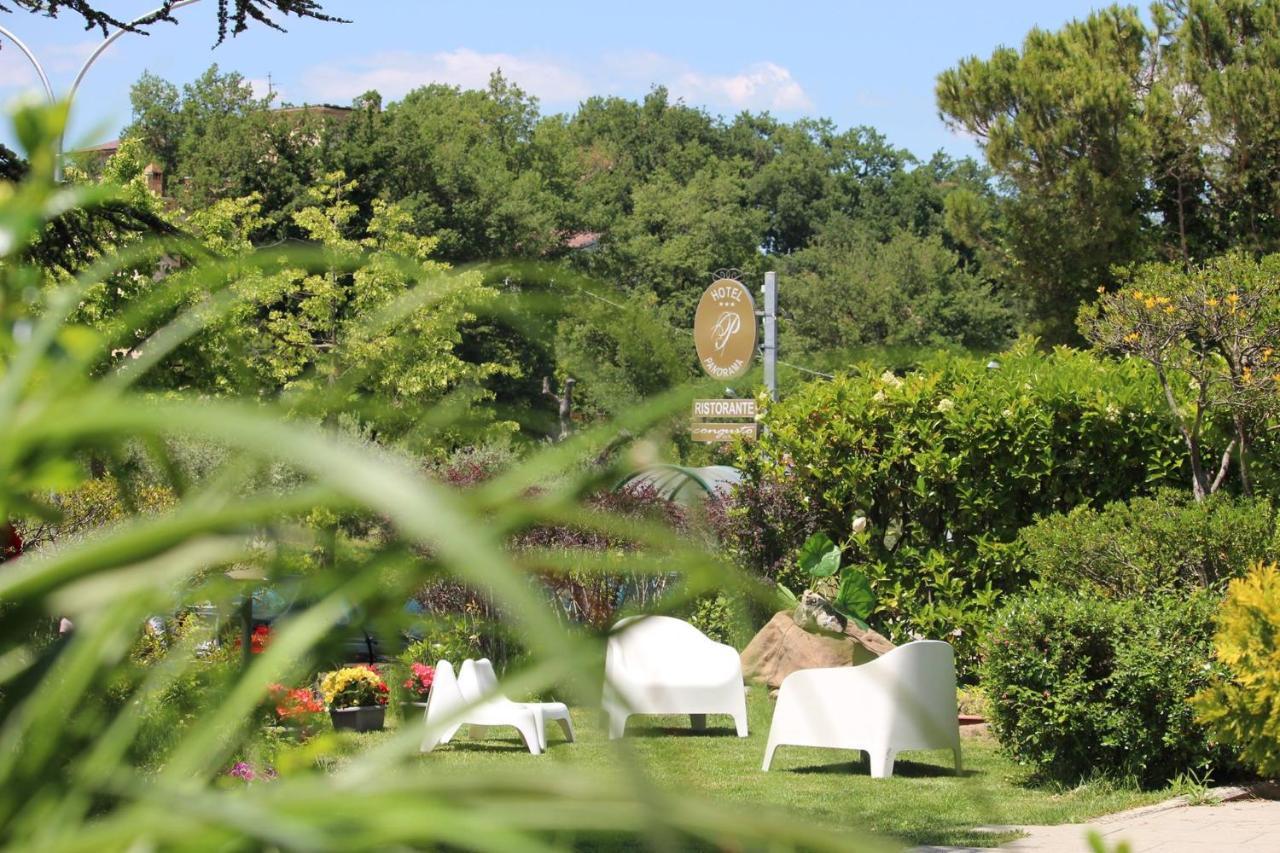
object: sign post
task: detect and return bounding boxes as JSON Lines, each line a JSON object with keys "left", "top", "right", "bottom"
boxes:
{"left": 763, "top": 271, "right": 778, "bottom": 402}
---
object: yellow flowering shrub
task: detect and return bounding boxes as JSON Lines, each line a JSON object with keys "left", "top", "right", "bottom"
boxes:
{"left": 319, "top": 665, "right": 389, "bottom": 709}
{"left": 1192, "top": 562, "right": 1280, "bottom": 776}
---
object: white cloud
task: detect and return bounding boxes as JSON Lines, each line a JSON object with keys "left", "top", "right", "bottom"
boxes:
{"left": 300, "top": 48, "right": 812, "bottom": 114}
{"left": 673, "top": 62, "right": 812, "bottom": 112}
{"left": 302, "top": 48, "right": 593, "bottom": 105}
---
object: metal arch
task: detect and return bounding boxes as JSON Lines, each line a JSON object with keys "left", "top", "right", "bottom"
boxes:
{"left": 614, "top": 464, "right": 717, "bottom": 499}
{"left": 712, "top": 268, "right": 746, "bottom": 283}
{"left": 67, "top": 0, "right": 203, "bottom": 106}
{"left": 58, "top": 0, "right": 203, "bottom": 179}
{"left": 0, "top": 24, "right": 55, "bottom": 104}
{"left": 1, "top": 1, "right": 204, "bottom": 179}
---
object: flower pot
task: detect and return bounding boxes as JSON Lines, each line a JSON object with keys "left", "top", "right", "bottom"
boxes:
{"left": 329, "top": 705, "right": 386, "bottom": 732}
{"left": 401, "top": 700, "right": 429, "bottom": 720}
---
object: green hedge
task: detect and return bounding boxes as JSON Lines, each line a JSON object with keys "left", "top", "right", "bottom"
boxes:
{"left": 738, "top": 341, "right": 1189, "bottom": 669}
{"left": 1016, "top": 489, "right": 1275, "bottom": 597}
{"left": 982, "top": 590, "right": 1237, "bottom": 787}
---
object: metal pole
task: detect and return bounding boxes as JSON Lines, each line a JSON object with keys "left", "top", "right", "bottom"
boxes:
{"left": 763, "top": 271, "right": 778, "bottom": 401}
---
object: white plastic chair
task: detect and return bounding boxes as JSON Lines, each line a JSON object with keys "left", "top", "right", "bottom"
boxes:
{"left": 461, "top": 658, "right": 575, "bottom": 750}
{"left": 419, "top": 660, "right": 542, "bottom": 755}
{"left": 762, "top": 640, "right": 962, "bottom": 778}
{"left": 602, "top": 615, "right": 748, "bottom": 739}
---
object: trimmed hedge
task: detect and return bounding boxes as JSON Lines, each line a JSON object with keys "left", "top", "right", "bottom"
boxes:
{"left": 1016, "top": 489, "right": 1274, "bottom": 597}
{"left": 982, "top": 590, "right": 1237, "bottom": 787}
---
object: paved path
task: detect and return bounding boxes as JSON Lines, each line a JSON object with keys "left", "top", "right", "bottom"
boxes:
{"left": 914, "top": 786, "right": 1280, "bottom": 853}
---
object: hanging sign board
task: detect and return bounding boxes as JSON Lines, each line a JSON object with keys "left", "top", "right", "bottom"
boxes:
{"left": 690, "top": 422, "right": 758, "bottom": 443}
{"left": 692, "top": 398, "right": 758, "bottom": 419}
{"left": 693, "top": 278, "right": 757, "bottom": 380}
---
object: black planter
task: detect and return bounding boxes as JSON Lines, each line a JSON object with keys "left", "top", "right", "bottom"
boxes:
{"left": 329, "top": 705, "right": 386, "bottom": 732}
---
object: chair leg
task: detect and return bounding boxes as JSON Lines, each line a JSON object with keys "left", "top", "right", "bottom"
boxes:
{"left": 533, "top": 714, "right": 548, "bottom": 751}
{"left": 733, "top": 711, "right": 749, "bottom": 738}
{"left": 953, "top": 744, "right": 964, "bottom": 775}
{"left": 762, "top": 741, "right": 779, "bottom": 771}
{"left": 607, "top": 710, "right": 628, "bottom": 740}
{"left": 514, "top": 719, "right": 543, "bottom": 755}
{"left": 556, "top": 715, "right": 575, "bottom": 743}
{"left": 690, "top": 713, "right": 707, "bottom": 731}
{"left": 439, "top": 723, "right": 461, "bottom": 745}
{"left": 420, "top": 731, "right": 440, "bottom": 753}
{"left": 869, "top": 749, "right": 895, "bottom": 779}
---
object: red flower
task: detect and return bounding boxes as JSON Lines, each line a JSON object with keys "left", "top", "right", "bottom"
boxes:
{"left": 403, "top": 662, "right": 435, "bottom": 699}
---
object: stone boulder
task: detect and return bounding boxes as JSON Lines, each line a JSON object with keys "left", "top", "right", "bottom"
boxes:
{"left": 741, "top": 609, "right": 896, "bottom": 694}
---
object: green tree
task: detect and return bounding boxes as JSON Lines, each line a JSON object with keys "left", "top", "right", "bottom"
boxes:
{"left": 937, "top": 6, "right": 1155, "bottom": 341}
{"left": 938, "top": 1, "right": 1280, "bottom": 341}
{"left": 1081, "top": 252, "right": 1280, "bottom": 499}
{"left": 783, "top": 224, "right": 1013, "bottom": 352}
{"left": 554, "top": 290, "right": 691, "bottom": 419}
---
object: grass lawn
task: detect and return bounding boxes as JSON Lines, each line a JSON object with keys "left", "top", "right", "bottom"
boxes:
{"left": 333, "top": 690, "right": 1170, "bottom": 850}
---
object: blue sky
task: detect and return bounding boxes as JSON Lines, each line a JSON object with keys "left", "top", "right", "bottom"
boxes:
{"left": 1, "top": 0, "right": 1114, "bottom": 160}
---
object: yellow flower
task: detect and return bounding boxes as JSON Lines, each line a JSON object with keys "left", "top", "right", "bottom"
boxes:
{"left": 1227, "top": 292, "right": 1240, "bottom": 305}
{"left": 1164, "top": 306, "right": 1176, "bottom": 314}
{"left": 1144, "top": 297, "right": 1158, "bottom": 309}
{"left": 1097, "top": 285, "right": 1106, "bottom": 294}
{"left": 1132, "top": 289, "right": 1144, "bottom": 299}
{"left": 1124, "top": 332, "right": 1141, "bottom": 343}
{"left": 1206, "top": 297, "right": 1219, "bottom": 308}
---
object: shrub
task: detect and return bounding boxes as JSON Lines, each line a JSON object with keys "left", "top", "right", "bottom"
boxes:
{"left": 400, "top": 614, "right": 485, "bottom": 669}
{"left": 1192, "top": 562, "right": 1280, "bottom": 776}
{"left": 982, "top": 590, "right": 1236, "bottom": 787}
{"left": 739, "top": 341, "right": 1192, "bottom": 668}
{"left": 319, "top": 666, "right": 390, "bottom": 710}
{"left": 1017, "top": 489, "right": 1275, "bottom": 597}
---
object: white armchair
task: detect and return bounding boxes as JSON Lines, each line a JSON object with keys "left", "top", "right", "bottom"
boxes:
{"left": 419, "top": 660, "right": 542, "bottom": 755}
{"left": 762, "top": 640, "right": 962, "bottom": 778}
{"left": 602, "top": 615, "right": 748, "bottom": 739}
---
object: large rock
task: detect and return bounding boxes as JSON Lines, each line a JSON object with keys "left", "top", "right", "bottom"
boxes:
{"left": 741, "top": 609, "right": 896, "bottom": 693}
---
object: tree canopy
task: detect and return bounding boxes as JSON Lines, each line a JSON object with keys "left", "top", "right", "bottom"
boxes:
{"left": 938, "top": 0, "right": 1280, "bottom": 341}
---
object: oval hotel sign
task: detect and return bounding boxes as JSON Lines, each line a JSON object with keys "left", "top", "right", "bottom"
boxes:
{"left": 694, "top": 278, "right": 757, "bottom": 379}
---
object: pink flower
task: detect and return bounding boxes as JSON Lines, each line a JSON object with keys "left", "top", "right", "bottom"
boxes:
{"left": 229, "top": 762, "right": 255, "bottom": 782}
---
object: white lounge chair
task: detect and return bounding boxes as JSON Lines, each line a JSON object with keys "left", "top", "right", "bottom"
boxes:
{"left": 458, "top": 658, "right": 575, "bottom": 750}
{"left": 762, "top": 639, "right": 962, "bottom": 778}
{"left": 419, "top": 660, "right": 542, "bottom": 755}
{"left": 602, "top": 615, "right": 748, "bottom": 739}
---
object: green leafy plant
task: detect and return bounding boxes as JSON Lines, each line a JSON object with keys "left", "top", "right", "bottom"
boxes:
{"left": 795, "top": 531, "right": 876, "bottom": 626}
{"left": 797, "top": 532, "right": 842, "bottom": 579}
{"left": 981, "top": 589, "right": 1236, "bottom": 787}
{"left": 1192, "top": 562, "right": 1280, "bottom": 777}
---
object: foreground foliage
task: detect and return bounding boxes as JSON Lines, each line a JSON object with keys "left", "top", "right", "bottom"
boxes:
{"left": 0, "top": 103, "right": 852, "bottom": 851}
